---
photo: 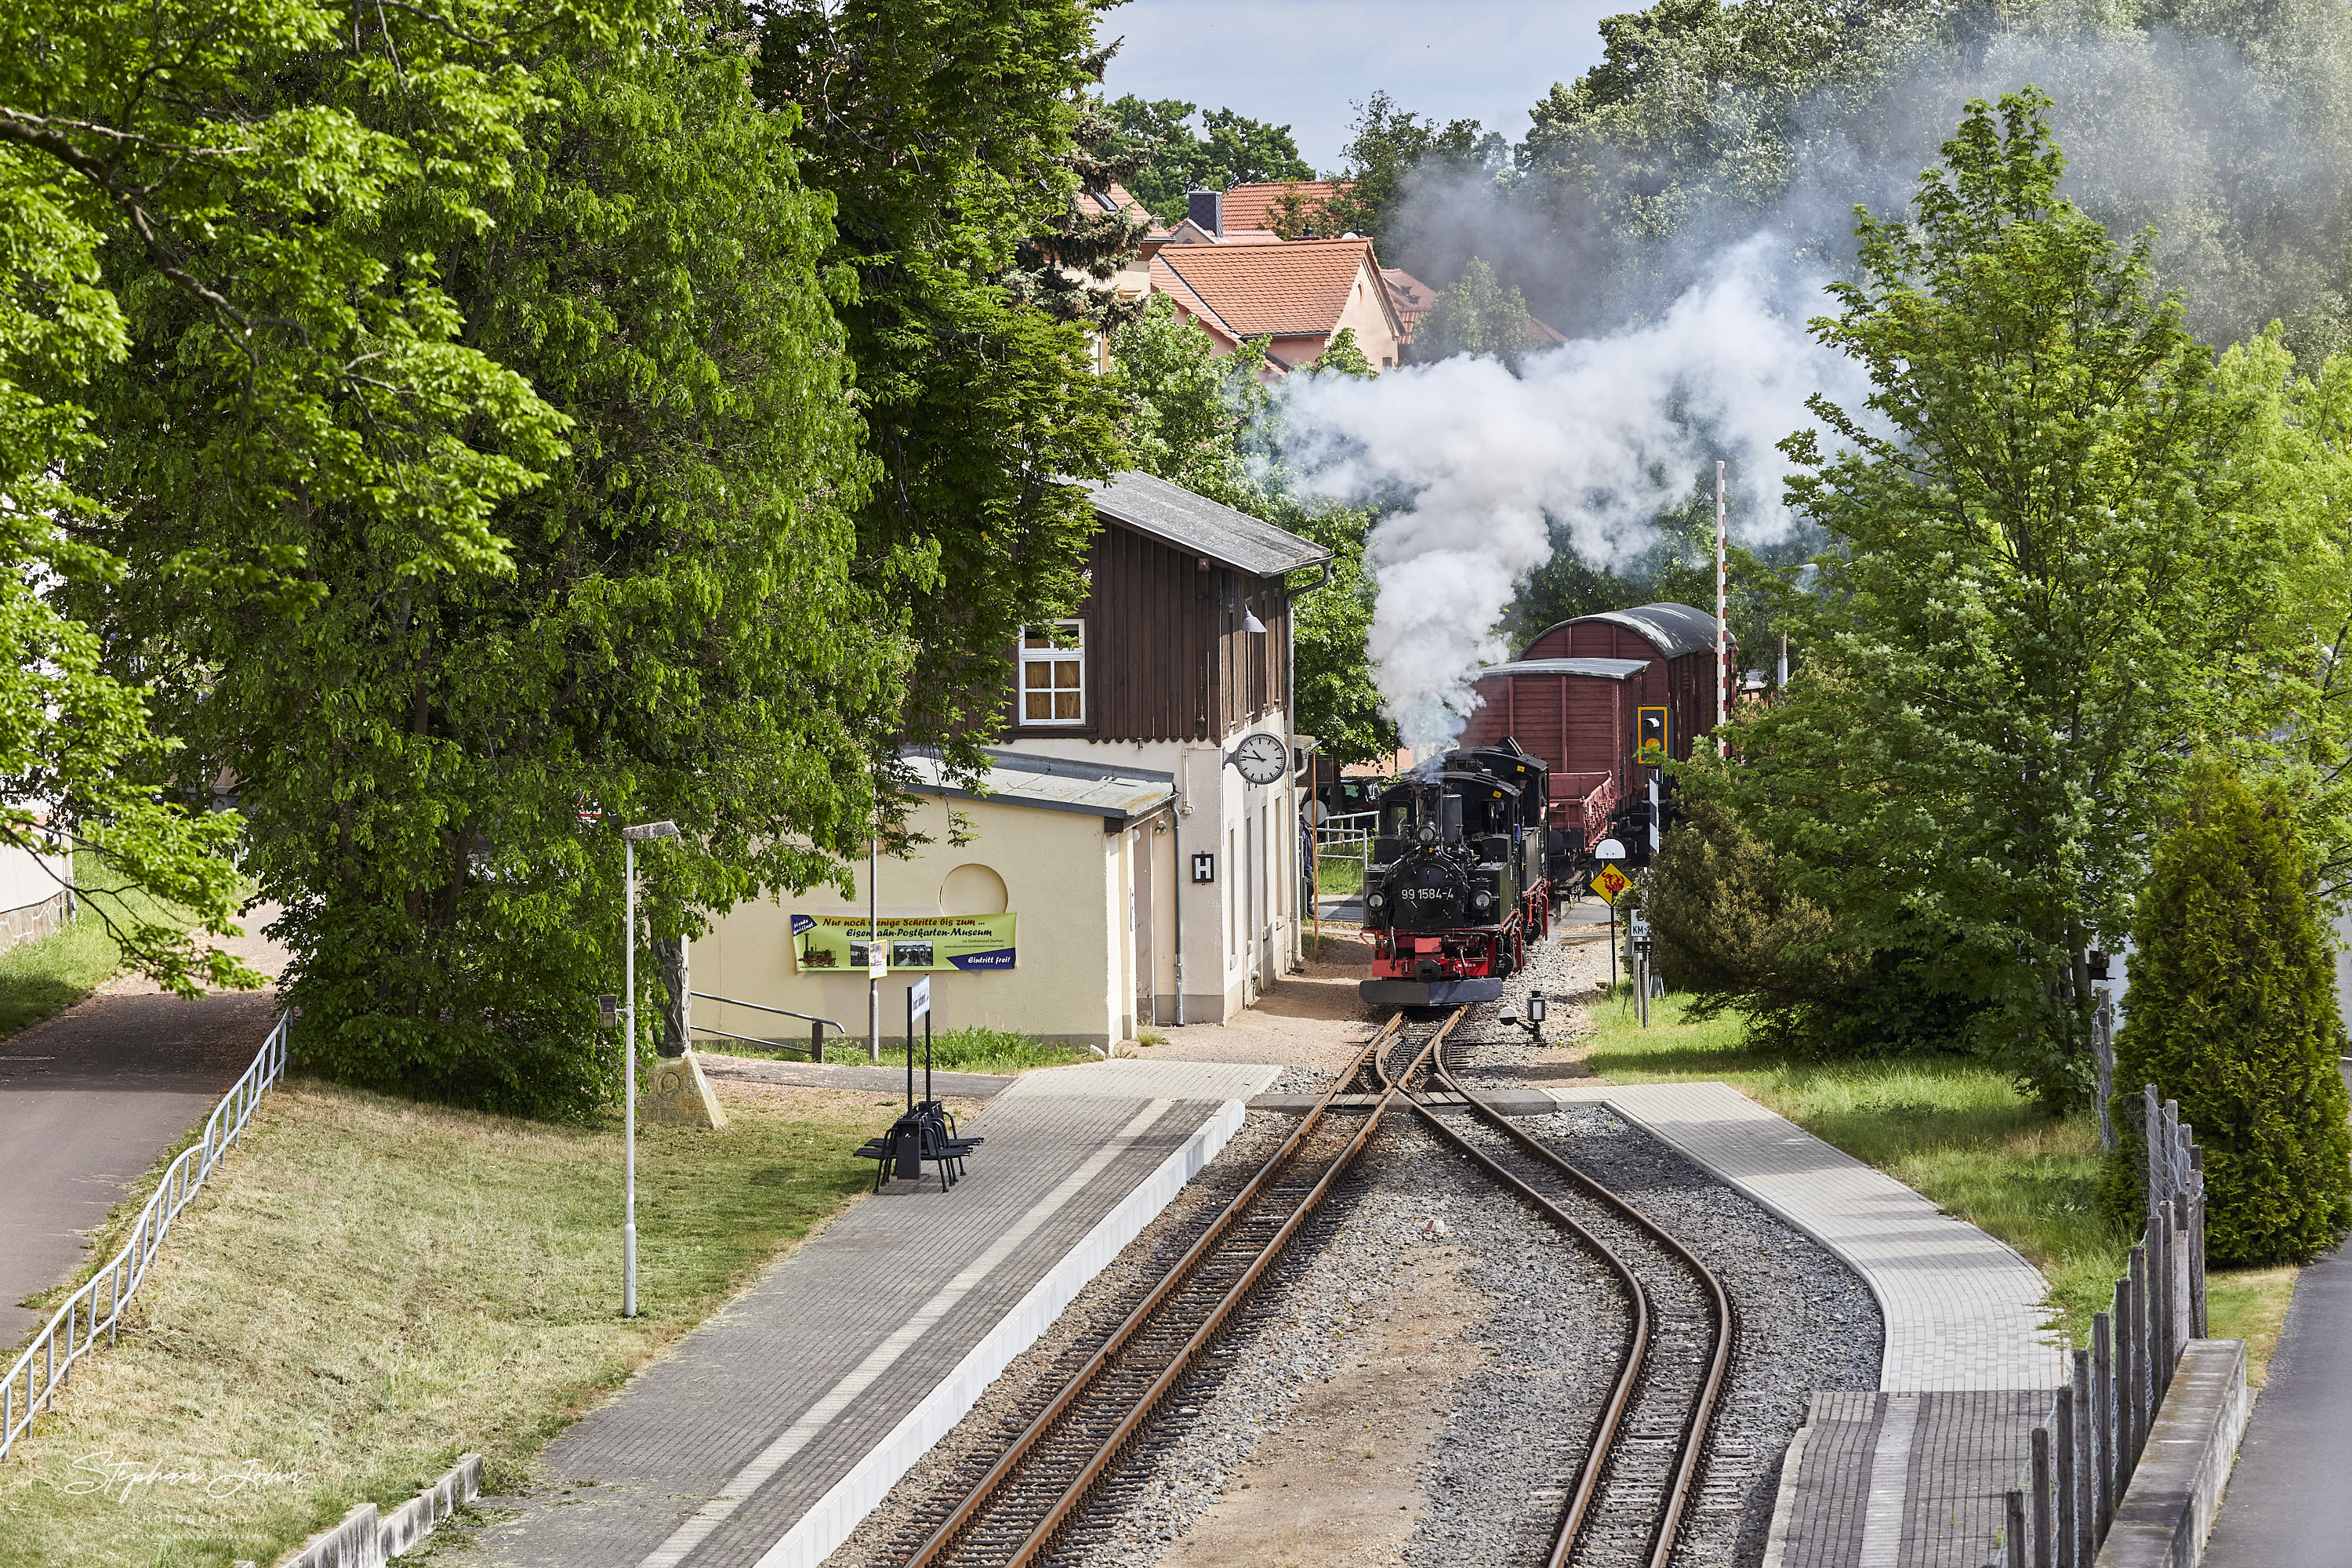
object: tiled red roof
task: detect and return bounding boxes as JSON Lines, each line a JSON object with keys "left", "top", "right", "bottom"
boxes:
{"left": 1153, "top": 238, "right": 1392, "bottom": 339}
{"left": 1081, "top": 182, "right": 1164, "bottom": 237}
{"left": 1382, "top": 267, "right": 1436, "bottom": 341}
{"left": 1148, "top": 256, "right": 1240, "bottom": 343}
{"left": 1219, "top": 180, "right": 1351, "bottom": 235}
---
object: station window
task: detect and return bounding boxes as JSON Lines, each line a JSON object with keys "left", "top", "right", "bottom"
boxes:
{"left": 1020, "top": 621, "right": 1084, "bottom": 724}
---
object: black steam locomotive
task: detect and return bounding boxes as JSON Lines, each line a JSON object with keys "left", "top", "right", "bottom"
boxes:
{"left": 1358, "top": 739, "right": 1572, "bottom": 1007}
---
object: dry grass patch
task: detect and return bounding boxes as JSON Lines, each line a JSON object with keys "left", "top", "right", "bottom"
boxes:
{"left": 2208, "top": 1265, "right": 2299, "bottom": 1386}
{"left": 0, "top": 1078, "right": 902, "bottom": 1567}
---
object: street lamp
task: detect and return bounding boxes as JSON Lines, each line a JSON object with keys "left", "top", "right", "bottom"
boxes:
{"left": 619, "top": 819, "right": 680, "bottom": 1317}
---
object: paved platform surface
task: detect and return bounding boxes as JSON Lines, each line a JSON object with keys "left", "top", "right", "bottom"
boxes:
{"left": 0, "top": 989, "right": 278, "bottom": 1340}
{"left": 1544, "top": 1081, "right": 2067, "bottom": 1390}
{"left": 2201, "top": 1058, "right": 2352, "bottom": 1567}
{"left": 456, "top": 1058, "right": 1281, "bottom": 1568}
{"left": 1762, "top": 1390, "right": 2053, "bottom": 1568}
{"left": 698, "top": 1052, "right": 1014, "bottom": 1099}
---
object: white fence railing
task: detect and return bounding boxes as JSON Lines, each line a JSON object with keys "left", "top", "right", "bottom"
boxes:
{"left": 1315, "top": 810, "right": 1378, "bottom": 849}
{"left": 2, "top": 1011, "right": 289, "bottom": 1460}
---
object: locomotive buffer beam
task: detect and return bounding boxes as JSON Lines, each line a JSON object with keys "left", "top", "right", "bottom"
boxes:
{"left": 1359, "top": 976, "right": 1504, "bottom": 1008}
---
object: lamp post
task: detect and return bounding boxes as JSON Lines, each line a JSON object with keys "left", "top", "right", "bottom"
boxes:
{"left": 620, "top": 819, "right": 680, "bottom": 1318}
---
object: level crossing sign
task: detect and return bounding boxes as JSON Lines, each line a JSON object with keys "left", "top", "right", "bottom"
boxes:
{"left": 1592, "top": 863, "right": 1632, "bottom": 905}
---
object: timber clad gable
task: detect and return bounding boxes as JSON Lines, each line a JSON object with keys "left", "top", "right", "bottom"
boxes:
{"left": 1003, "top": 473, "right": 1324, "bottom": 745}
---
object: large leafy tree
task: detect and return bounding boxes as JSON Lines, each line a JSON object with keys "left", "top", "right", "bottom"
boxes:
{"left": 752, "top": 0, "right": 1130, "bottom": 784}
{"left": 79, "top": 5, "right": 874, "bottom": 1115}
{"left": 2, "top": 0, "right": 664, "bottom": 989}
{"left": 1715, "top": 93, "right": 2281, "bottom": 1098}
{"left": 1321, "top": 92, "right": 1497, "bottom": 264}
{"left": 1101, "top": 96, "right": 1316, "bottom": 220}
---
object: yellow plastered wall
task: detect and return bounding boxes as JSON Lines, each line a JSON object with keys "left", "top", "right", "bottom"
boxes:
{"left": 690, "top": 791, "right": 1127, "bottom": 1050}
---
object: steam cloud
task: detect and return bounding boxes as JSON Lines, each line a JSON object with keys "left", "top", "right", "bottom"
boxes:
{"left": 1278, "top": 23, "right": 2341, "bottom": 761}
{"left": 1281, "top": 239, "right": 1855, "bottom": 760}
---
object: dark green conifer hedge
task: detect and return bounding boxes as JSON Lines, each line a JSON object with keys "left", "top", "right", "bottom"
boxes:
{"left": 2107, "top": 759, "right": 2352, "bottom": 1265}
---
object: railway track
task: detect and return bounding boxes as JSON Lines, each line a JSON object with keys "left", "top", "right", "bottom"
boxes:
{"left": 1406, "top": 1028, "right": 1733, "bottom": 1568}
{"left": 897, "top": 1010, "right": 1466, "bottom": 1568}
{"left": 890, "top": 1000, "right": 1730, "bottom": 1568}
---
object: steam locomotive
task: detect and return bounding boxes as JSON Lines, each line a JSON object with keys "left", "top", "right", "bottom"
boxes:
{"left": 1358, "top": 740, "right": 1574, "bottom": 1008}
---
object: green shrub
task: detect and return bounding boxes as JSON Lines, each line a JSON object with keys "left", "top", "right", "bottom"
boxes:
{"left": 1642, "top": 790, "right": 1980, "bottom": 1057}
{"left": 2105, "top": 758, "right": 2352, "bottom": 1265}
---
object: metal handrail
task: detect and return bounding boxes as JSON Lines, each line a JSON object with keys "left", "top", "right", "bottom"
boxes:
{"left": 2, "top": 1011, "right": 289, "bottom": 1460}
{"left": 689, "top": 991, "right": 840, "bottom": 1032}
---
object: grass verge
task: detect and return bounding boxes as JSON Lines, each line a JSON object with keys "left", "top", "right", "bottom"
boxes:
{"left": 1314, "top": 846, "right": 1366, "bottom": 897}
{"left": 0, "top": 1078, "right": 901, "bottom": 1567}
{"left": 725, "top": 1024, "right": 1091, "bottom": 1075}
{"left": 1577, "top": 988, "right": 2296, "bottom": 1362}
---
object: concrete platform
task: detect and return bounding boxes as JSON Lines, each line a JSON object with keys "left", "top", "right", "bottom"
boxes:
{"left": 697, "top": 1051, "right": 1014, "bottom": 1100}
{"left": 453, "top": 1058, "right": 1279, "bottom": 1568}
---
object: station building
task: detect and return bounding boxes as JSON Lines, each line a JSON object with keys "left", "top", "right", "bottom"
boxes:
{"left": 689, "top": 472, "right": 1330, "bottom": 1051}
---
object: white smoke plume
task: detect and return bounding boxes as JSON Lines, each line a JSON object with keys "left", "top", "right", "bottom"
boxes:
{"left": 1279, "top": 238, "right": 1857, "bottom": 760}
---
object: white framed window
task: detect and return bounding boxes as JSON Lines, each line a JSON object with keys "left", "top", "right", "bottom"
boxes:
{"left": 1019, "top": 621, "right": 1085, "bottom": 725}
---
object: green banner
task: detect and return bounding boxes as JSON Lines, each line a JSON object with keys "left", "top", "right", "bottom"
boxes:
{"left": 791, "top": 913, "right": 1017, "bottom": 972}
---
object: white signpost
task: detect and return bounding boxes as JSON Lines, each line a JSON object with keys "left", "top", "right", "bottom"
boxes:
{"left": 1595, "top": 837, "right": 1628, "bottom": 862}
{"left": 909, "top": 974, "right": 931, "bottom": 1020}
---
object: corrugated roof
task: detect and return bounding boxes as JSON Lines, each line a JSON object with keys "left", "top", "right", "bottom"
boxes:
{"left": 1219, "top": 180, "right": 1349, "bottom": 234}
{"left": 1153, "top": 238, "right": 1394, "bottom": 340}
{"left": 1474, "top": 657, "right": 1651, "bottom": 681}
{"left": 1524, "top": 602, "right": 1725, "bottom": 660}
{"left": 1086, "top": 471, "right": 1330, "bottom": 577}
{"left": 901, "top": 748, "right": 1174, "bottom": 821}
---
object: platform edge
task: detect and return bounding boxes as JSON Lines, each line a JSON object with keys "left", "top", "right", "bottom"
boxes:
{"left": 749, "top": 1096, "right": 1251, "bottom": 1568}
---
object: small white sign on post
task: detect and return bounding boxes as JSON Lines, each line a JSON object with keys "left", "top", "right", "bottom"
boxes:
{"left": 1595, "top": 837, "right": 1628, "bottom": 862}
{"left": 866, "top": 942, "right": 887, "bottom": 979}
{"left": 1629, "top": 912, "right": 1650, "bottom": 942}
{"left": 909, "top": 975, "right": 931, "bottom": 1021}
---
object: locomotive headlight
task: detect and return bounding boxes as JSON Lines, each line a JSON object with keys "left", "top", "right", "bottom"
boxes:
{"left": 1472, "top": 891, "right": 1492, "bottom": 911}
{"left": 1417, "top": 823, "right": 1437, "bottom": 846}
{"left": 1367, "top": 892, "right": 1385, "bottom": 909}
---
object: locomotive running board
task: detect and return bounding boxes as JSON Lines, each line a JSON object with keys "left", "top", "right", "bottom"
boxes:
{"left": 1359, "top": 978, "right": 1503, "bottom": 1007}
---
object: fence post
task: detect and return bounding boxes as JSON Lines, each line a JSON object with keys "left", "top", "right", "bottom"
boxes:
{"left": 2092, "top": 1312, "right": 2114, "bottom": 1533}
{"left": 2154, "top": 1202, "right": 2175, "bottom": 1393}
{"left": 2056, "top": 1387, "right": 2077, "bottom": 1568}
{"left": 2189, "top": 1146, "right": 2209, "bottom": 1337}
{"left": 2007, "top": 1490, "right": 2030, "bottom": 1568}
{"left": 2073, "top": 1350, "right": 2095, "bottom": 1564}
{"left": 2143, "top": 1084, "right": 2161, "bottom": 1215}
{"left": 2128, "top": 1243, "right": 2150, "bottom": 1468}
{"left": 2034, "top": 1419, "right": 2056, "bottom": 1568}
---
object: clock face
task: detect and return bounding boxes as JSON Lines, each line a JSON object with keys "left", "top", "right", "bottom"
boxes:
{"left": 1232, "top": 732, "right": 1289, "bottom": 785}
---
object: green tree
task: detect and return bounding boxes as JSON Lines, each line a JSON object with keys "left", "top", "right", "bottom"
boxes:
{"left": 1102, "top": 96, "right": 1315, "bottom": 220}
{"left": 85, "top": 6, "right": 868, "bottom": 1115}
{"left": 755, "top": 0, "right": 1130, "bottom": 783}
{"left": 2107, "top": 758, "right": 2352, "bottom": 1265}
{"left": 3, "top": 0, "right": 666, "bottom": 989}
{"left": 1414, "top": 257, "right": 1532, "bottom": 367}
{"left": 1321, "top": 91, "right": 1487, "bottom": 258}
{"left": 1762, "top": 92, "right": 2280, "bottom": 1099}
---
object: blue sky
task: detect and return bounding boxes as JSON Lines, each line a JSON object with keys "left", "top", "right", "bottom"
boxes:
{"left": 1097, "top": 0, "right": 1624, "bottom": 172}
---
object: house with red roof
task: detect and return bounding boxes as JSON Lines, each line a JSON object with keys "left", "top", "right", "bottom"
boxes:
{"left": 1150, "top": 235, "right": 1406, "bottom": 376}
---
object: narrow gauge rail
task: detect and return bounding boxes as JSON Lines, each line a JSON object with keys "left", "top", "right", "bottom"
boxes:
{"left": 1406, "top": 1026, "right": 1733, "bottom": 1568}
{"left": 897, "top": 1010, "right": 1467, "bottom": 1568}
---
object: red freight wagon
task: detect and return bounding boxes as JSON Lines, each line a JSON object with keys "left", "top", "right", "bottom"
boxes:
{"left": 1457, "top": 602, "right": 1733, "bottom": 863}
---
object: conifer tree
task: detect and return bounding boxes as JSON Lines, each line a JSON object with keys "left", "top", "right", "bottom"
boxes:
{"left": 2108, "top": 758, "right": 2352, "bottom": 1265}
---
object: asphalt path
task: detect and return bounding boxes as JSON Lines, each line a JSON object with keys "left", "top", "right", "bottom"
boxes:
{"left": 0, "top": 905, "right": 287, "bottom": 1345}
{"left": 0, "top": 990, "right": 280, "bottom": 1343}
{"left": 2200, "top": 1058, "right": 2352, "bottom": 1568}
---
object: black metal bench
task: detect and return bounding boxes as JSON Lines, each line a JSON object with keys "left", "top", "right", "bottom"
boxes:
{"left": 854, "top": 1101, "right": 982, "bottom": 1192}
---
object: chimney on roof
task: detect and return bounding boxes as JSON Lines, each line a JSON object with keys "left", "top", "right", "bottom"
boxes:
{"left": 1186, "top": 187, "right": 1222, "bottom": 237}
